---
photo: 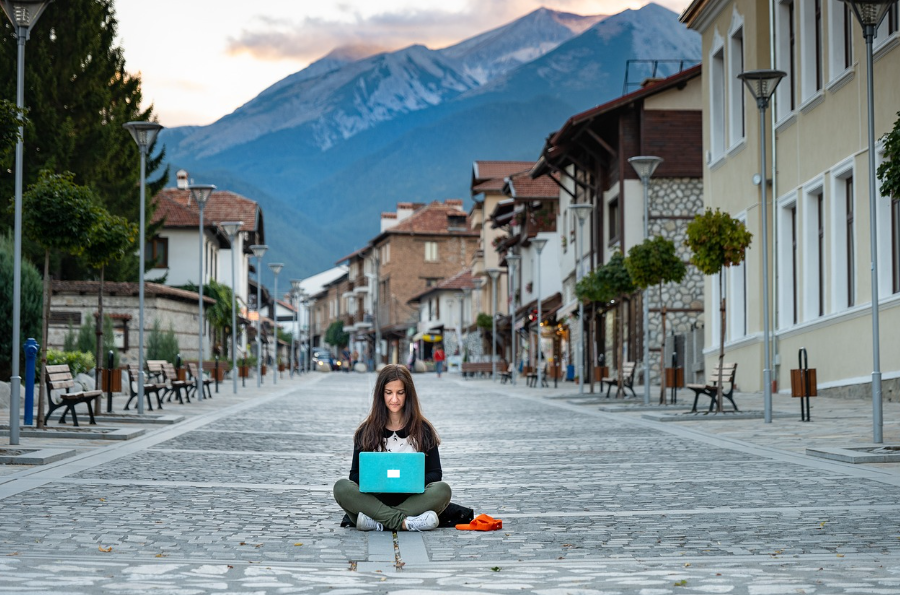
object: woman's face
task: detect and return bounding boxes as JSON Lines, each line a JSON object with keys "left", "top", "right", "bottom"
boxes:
{"left": 383, "top": 379, "right": 406, "bottom": 416}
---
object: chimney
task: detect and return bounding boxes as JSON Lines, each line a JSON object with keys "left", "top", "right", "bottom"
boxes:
{"left": 396, "top": 202, "right": 417, "bottom": 222}
{"left": 176, "top": 169, "right": 189, "bottom": 190}
{"left": 381, "top": 212, "right": 398, "bottom": 233}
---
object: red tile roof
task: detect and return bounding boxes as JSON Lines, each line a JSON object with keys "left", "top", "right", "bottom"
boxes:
{"left": 407, "top": 267, "right": 478, "bottom": 303}
{"left": 152, "top": 188, "right": 260, "bottom": 233}
{"left": 51, "top": 280, "right": 216, "bottom": 305}
{"left": 387, "top": 200, "right": 477, "bottom": 236}
{"left": 505, "top": 171, "right": 559, "bottom": 200}
{"left": 472, "top": 161, "right": 533, "bottom": 184}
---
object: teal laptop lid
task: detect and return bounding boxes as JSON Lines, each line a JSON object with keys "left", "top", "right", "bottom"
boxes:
{"left": 359, "top": 452, "right": 425, "bottom": 493}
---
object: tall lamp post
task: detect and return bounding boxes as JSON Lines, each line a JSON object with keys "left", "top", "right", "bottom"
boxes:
{"left": 249, "top": 245, "right": 268, "bottom": 387}
{"left": 268, "top": 263, "right": 284, "bottom": 385}
{"left": 841, "top": 0, "right": 893, "bottom": 443}
{"left": 532, "top": 238, "right": 548, "bottom": 389}
{"left": 628, "top": 156, "right": 663, "bottom": 406}
{"left": 188, "top": 184, "right": 215, "bottom": 401}
{"left": 739, "top": 69, "right": 785, "bottom": 425}
{"left": 506, "top": 254, "right": 521, "bottom": 385}
{"left": 302, "top": 298, "right": 311, "bottom": 372}
{"left": 221, "top": 222, "right": 243, "bottom": 394}
{"left": 123, "top": 121, "right": 164, "bottom": 415}
{"left": 2, "top": 0, "right": 51, "bottom": 444}
{"left": 462, "top": 286, "right": 472, "bottom": 367}
{"left": 291, "top": 279, "right": 302, "bottom": 376}
{"left": 487, "top": 268, "right": 501, "bottom": 380}
{"left": 570, "top": 204, "right": 594, "bottom": 394}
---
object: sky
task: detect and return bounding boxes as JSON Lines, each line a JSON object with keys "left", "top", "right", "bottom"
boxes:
{"left": 115, "top": 0, "right": 693, "bottom": 129}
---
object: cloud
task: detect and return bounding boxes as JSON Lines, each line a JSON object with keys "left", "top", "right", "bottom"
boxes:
{"left": 226, "top": 0, "right": 575, "bottom": 63}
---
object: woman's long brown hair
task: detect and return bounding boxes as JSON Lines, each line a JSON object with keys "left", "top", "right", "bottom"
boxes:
{"left": 354, "top": 364, "right": 440, "bottom": 452}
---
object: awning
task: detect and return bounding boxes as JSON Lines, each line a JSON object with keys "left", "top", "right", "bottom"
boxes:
{"left": 411, "top": 331, "right": 443, "bottom": 342}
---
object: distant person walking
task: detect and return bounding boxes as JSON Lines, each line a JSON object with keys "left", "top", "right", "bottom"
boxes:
{"left": 433, "top": 344, "right": 446, "bottom": 378}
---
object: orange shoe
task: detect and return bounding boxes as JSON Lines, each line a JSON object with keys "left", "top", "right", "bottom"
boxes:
{"left": 455, "top": 513, "right": 503, "bottom": 531}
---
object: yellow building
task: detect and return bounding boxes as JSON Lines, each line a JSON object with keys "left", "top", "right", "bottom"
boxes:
{"left": 681, "top": 0, "right": 900, "bottom": 398}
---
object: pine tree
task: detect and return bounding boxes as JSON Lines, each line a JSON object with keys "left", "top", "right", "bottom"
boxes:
{"left": 0, "top": 0, "right": 167, "bottom": 280}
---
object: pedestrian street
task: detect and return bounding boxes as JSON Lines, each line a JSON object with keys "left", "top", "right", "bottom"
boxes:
{"left": 2, "top": 371, "right": 900, "bottom": 594}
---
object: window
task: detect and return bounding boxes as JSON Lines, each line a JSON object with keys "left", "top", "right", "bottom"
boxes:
{"left": 776, "top": 0, "right": 797, "bottom": 118}
{"left": 424, "top": 241, "right": 438, "bottom": 262}
{"left": 380, "top": 279, "right": 389, "bottom": 304}
{"left": 877, "top": 1, "right": 899, "bottom": 43}
{"left": 728, "top": 23, "right": 746, "bottom": 147}
{"left": 893, "top": 196, "right": 900, "bottom": 294}
{"left": 146, "top": 237, "right": 168, "bottom": 268}
{"left": 728, "top": 214, "right": 748, "bottom": 338}
{"left": 843, "top": 3, "right": 854, "bottom": 69}
{"left": 791, "top": 205, "right": 799, "bottom": 324}
{"left": 710, "top": 36, "right": 726, "bottom": 159}
{"left": 608, "top": 197, "right": 620, "bottom": 244}
{"left": 846, "top": 175, "right": 855, "bottom": 307}
{"left": 817, "top": 193, "right": 825, "bottom": 315}
{"left": 800, "top": 0, "right": 824, "bottom": 100}
{"left": 380, "top": 243, "right": 391, "bottom": 265}
{"left": 777, "top": 196, "right": 799, "bottom": 328}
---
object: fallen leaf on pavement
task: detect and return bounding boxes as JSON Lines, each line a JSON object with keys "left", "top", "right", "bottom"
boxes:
{"left": 294, "top": 543, "right": 303, "bottom": 546}
{"left": 98, "top": 545, "right": 112, "bottom": 552}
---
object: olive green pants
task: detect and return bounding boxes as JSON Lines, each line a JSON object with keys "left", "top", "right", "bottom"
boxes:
{"left": 333, "top": 478, "right": 451, "bottom": 531}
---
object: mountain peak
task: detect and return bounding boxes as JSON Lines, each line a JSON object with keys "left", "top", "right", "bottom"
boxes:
{"left": 323, "top": 43, "right": 391, "bottom": 62}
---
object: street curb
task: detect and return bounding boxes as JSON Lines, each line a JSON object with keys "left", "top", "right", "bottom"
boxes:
{"left": 0, "top": 447, "right": 77, "bottom": 465}
{"left": 807, "top": 445, "right": 900, "bottom": 463}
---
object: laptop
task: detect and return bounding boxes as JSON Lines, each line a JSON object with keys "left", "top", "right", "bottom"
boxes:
{"left": 359, "top": 452, "right": 425, "bottom": 493}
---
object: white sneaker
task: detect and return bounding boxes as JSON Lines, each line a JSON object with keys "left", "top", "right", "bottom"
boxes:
{"left": 356, "top": 512, "right": 383, "bottom": 532}
{"left": 404, "top": 511, "right": 439, "bottom": 532}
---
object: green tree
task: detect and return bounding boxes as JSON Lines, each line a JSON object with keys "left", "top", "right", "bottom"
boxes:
{"left": 21, "top": 171, "right": 98, "bottom": 427}
{"left": 146, "top": 319, "right": 179, "bottom": 364}
{"left": 83, "top": 209, "right": 137, "bottom": 381}
{"left": 625, "top": 237, "right": 687, "bottom": 404}
{"left": 0, "top": 231, "right": 42, "bottom": 379}
{"left": 576, "top": 252, "right": 635, "bottom": 394}
{"left": 877, "top": 111, "right": 900, "bottom": 201}
{"left": 175, "top": 280, "right": 235, "bottom": 360}
{"left": 684, "top": 208, "right": 753, "bottom": 412}
{"left": 325, "top": 320, "right": 350, "bottom": 349}
{"left": 0, "top": 0, "right": 167, "bottom": 281}
{"left": 0, "top": 99, "right": 24, "bottom": 161}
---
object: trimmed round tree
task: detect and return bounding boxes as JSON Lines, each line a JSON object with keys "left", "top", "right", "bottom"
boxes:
{"left": 684, "top": 208, "right": 753, "bottom": 413}
{"left": 625, "top": 236, "right": 687, "bottom": 404}
{"left": 877, "top": 111, "right": 900, "bottom": 201}
{"left": 84, "top": 209, "right": 138, "bottom": 385}
{"left": 23, "top": 171, "right": 99, "bottom": 427}
{"left": 576, "top": 251, "right": 635, "bottom": 395}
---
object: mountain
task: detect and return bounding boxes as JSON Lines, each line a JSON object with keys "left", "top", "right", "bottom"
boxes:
{"left": 159, "top": 4, "right": 699, "bottom": 286}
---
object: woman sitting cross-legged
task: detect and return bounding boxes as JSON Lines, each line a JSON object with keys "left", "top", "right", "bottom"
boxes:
{"left": 333, "top": 364, "right": 451, "bottom": 532}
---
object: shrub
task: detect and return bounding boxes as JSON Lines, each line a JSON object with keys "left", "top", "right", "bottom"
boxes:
{"left": 146, "top": 319, "right": 179, "bottom": 364}
{"left": 476, "top": 312, "right": 493, "bottom": 329}
{"left": 46, "top": 349, "right": 95, "bottom": 376}
{"left": 0, "top": 231, "right": 42, "bottom": 379}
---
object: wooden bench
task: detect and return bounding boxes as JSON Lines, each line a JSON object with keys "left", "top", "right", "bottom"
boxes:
{"left": 526, "top": 364, "right": 548, "bottom": 388}
{"left": 461, "top": 362, "right": 494, "bottom": 378}
{"left": 125, "top": 363, "right": 165, "bottom": 411}
{"left": 186, "top": 362, "right": 213, "bottom": 400}
{"left": 601, "top": 362, "right": 637, "bottom": 398}
{"left": 500, "top": 363, "right": 513, "bottom": 384}
{"left": 45, "top": 364, "right": 102, "bottom": 426}
{"left": 687, "top": 362, "right": 738, "bottom": 413}
{"left": 147, "top": 360, "right": 189, "bottom": 404}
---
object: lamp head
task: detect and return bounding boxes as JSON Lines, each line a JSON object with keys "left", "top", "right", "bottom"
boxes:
{"left": 738, "top": 69, "right": 787, "bottom": 106}
{"left": 531, "top": 237, "right": 548, "bottom": 254}
{"left": 221, "top": 221, "right": 243, "bottom": 241}
{"left": 506, "top": 253, "right": 521, "bottom": 271}
{"left": 1, "top": 0, "right": 51, "bottom": 32}
{"left": 250, "top": 244, "right": 268, "bottom": 259}
{"left": 188, "top": 184, "right": 216, "bottom": 209}
{"left": 290, "top": 279, "right": 303, "bottom": 292}
{"left": 569, "top": 203, "right": 594, "bottom": 223}
{"left": 123, "top": 121, "right": 164, "bottom": 153}
{"left": 628, "top": 156, "right": 664, "bottom": 182}
{"left": 841, "top": 0, "right": 895, "bottom": 27}
{"left": 486, "top": 267, "right": 501, "bottom": 280}
{"left": 268, "top": 262, "right": 284, "bottom": 276}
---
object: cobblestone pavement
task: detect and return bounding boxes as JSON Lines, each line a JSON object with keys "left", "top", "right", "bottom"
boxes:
{"left": 2, "top": 372, "right": 900, "bottom": 593}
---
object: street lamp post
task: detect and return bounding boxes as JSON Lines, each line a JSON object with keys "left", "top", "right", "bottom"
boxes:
{"left": 532, "top": 238, "right": 548, "bottom": 389}
{"left": 302, "top": 298, "right": 311, "bottom": 372}
{"left": 291, "top": 280, "right": 302, "bottom": 376}
{"left": 123, "top": 121, "right": 164, "bottom": 415}
{"left": 221, "top": 222, "right": 243, "bottom": 394}
{"left": 462, "top": 286, "right": 472, "bottom": 368}
{"left": 570, "top": 204, "right": 594, "bottom": 394}
{"left": 2, "top": 0, "right": 51, "bottom": 444}
{"left": 628, "top": 156, "right": 663, "bottom": 406}
{"left": 188, "top": 184, "right": 215, "bottom": 401}
{"left": 739, "top": 69, "right": 786, "bottom": 424}
{"left": 268, "top": 263, "right": 284, "bottom": 385}
{"left": 487, "top": 268, "right": 501, "bottom": 380}
{"left": 250, "top": 245, "right": 268, "bottom": 387}
{"left": 841, "top": 0, "right": 894, "bottom": 443}
{"left": 506, "top": 254, "right": 521, "bottom": 385}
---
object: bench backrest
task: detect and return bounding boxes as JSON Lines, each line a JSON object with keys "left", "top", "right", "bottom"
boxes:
{"left": 186, "top": 362, "right": 206, "bottom": 379}
{"left": 621, "top": 362, "right": 636, "bottom": 379}
{"left": 708, "top": 362, "right": 737, "bottom": 386}
{"left": 45, "top": 364, "right": 76, "bottom": 392}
